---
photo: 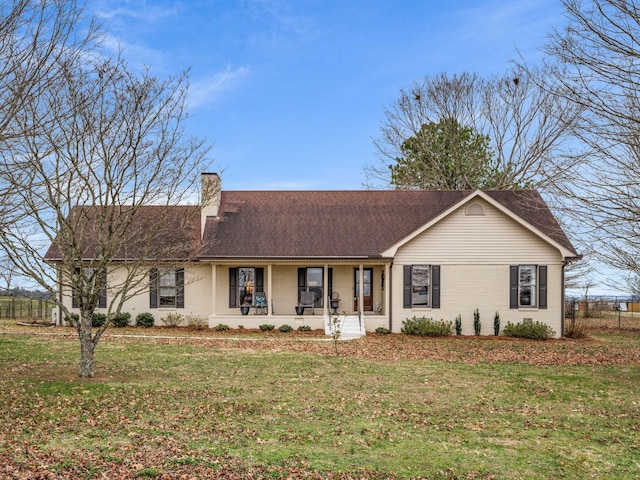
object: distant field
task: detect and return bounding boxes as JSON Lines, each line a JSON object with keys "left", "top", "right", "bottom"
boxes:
{"left": 0, "top": 295, "right": 54, "bottom": 321}
{"left": 0, "top": 319, "right": 638, "bottom": 479}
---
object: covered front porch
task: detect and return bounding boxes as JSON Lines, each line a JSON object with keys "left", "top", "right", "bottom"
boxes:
{"left": 205, "top": 260, "right": 392, "bottom": 333}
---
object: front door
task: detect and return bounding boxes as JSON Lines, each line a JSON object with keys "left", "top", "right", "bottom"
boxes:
{"left": 354, "top": 268, "right": 373, "bottom": 311}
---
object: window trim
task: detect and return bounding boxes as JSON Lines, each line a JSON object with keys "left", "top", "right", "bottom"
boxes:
{"left": 510, "top": 265, "right": 547, "bottom": 310}
{"left": 403, "top": 264, "right": 440, "bottom": 309}
{"left": 229, "top": 267, "right": 264, "bottom": 307}
{"left": 72, "top": 267, "right": 107, "bottom": 309}
{"left": 150, "top": 268, "right": 184, "bottom": 309}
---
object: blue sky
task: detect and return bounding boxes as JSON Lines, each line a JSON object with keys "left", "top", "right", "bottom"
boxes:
{"left": 91, "top": 0, "right": 566, "bottom": 191}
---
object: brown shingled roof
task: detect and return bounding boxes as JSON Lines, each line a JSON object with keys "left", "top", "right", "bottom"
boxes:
{"left": 200, "top": 189, "right": 577, "bottom": 259}
{"left": 45, "top": 205, "right": 201, "bottom": 261}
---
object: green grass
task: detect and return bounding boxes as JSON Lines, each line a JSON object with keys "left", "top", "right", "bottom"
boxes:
{"left": 0, "top": 330, "right": 638, "bottom": 478}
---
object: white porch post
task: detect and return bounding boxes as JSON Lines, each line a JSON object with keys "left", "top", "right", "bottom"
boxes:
{"left": 211, "top": 264, "right": 217, "bottom": 314}
{"left": 323, "top": 264, "right": 329, "bottom": 317}
{"left": 385, "top": 262, "right": 391, "bottom": 329}
{"left": 267, "top": 264, "right": 273, "bottom": 316}
{"left": 358, "top": 265, "right": 364, "bottom": 314}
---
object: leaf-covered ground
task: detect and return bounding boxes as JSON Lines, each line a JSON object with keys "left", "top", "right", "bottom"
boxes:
{"left": 1, "top": 320, "right": 639, "bottom": 479}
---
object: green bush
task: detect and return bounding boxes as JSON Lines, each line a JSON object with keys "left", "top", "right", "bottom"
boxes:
{"left": 65, "top": 313, "right": 79, "bottom": 326}
{"left": 279, "top": 324, "right": 293, "bottom": 332}
{"left": 473, "top": 308, "right": 481, "bottom": 336}
{"left": 493, "top": 311, "right": 500, "bottom": 336}
{"left": 455, "top": 314, "right": 462, "bottom": 335}
{"left": 92, "top": 312, "right": 106, "bottom": 328}
{"left": 135, "top": 312, "right": 155, "bottom": 328}
{"left": 503, "top": 318, "right": 555, "bottom": 340}
{"left": 259, "top": 324, "right": 275, "bottom": 331}
{"left": 214, "top": 323, "right": 229, "bottom": 331}
{"left": 401, "top": 316, "right": 452, "bottom": 337}
{"left": 111, "top": 312, "right": 131, "bottom": 328}
{"left": 297, "top": 325, "right": 311, "bottom": 332}
{"left": 375, "top": 327, "right": 391, "bottom": 334}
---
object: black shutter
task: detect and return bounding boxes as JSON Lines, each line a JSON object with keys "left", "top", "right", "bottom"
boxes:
{"left": 72, "top": 267, "right": 79, "bottom": 308}
{"left": 328, "top": 268, "right": 333, "bottom": 298}
{"left": 403, "top": 265, "right": 412, "bottom": 308}
{"left": 229, "top": 268, "right": 237, "bottom": 307}
{"left": 298, "top": 268, "right": 306, "bottom": 301}
{"left": 538, "top": 265, "right": 547, "bottom": 309}
{"left": 255, "top": 268, "right": 264, "bottom": 293}
{"left": 98, "top": 269, "right": 107, "bottom": 308}
{"left": 149, "top": 268, "right": 158, "bottom": 308}
{"left": 510, "top": 266, "right": 518, "bottom": 309}
{"left": 176, "top": 268, "right": 184, "bottom": 308}
{"left": 431, "top": 265, "right": 440, "bottom": 309}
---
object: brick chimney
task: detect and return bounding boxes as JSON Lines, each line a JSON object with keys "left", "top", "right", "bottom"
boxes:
{"left": 201, "top": 172, "right": 221, "bottom": 237}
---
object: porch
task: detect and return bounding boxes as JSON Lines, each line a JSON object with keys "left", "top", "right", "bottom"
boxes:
{"left": 205, "top": 260, "right": 392, "bottom": 334}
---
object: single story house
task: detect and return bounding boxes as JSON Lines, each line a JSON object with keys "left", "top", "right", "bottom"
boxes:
{"left": 46, "top": 173, "right": 579, "bottom": 337}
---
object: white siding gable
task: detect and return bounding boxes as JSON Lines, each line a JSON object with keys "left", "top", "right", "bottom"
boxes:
{"left": 393, "top": 198, "right": 565, "bottom": 266}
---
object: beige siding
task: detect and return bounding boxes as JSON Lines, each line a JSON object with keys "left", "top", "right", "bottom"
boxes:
{"left": 391, "top": 199, "right": 566, "bottom": 337}
{"left": 394, "top": 199, "right": 565, "bottom": 265}
{"left": 62, "top": 265, "right": 212, "bottom": 326}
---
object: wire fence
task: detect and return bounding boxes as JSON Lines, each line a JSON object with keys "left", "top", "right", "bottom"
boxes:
{"left": 0, "top": 297, "right": 55, "bottom": 321}
{"left": 565, "top": 295, "right": 640, "bottom": 330}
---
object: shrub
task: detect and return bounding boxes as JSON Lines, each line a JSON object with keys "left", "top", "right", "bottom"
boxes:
{"left": 454, "top": 314, "right": 462, "bottom": 335}
{"left": 375, "top": 327, "right": 391, "bottom": 335}
{"left": 259, "top": 324, "right": 275, "bottom": 331}
{"left": 564, "top": 318, "right": 587, "bottom": 339}
{"left": 503, "top": 318, "right": 555, "bottom": 340}
{"left": 135, "top": 312, "right": 155, "bottom": 328}
{"left": 401, "top": 316, "right": 452, "bottom": 337}
{"left": 65, "top": 313, "right": 79, "bottom": 326}
{"left": 185, "top": 315, "right": 207, "bottom": 330}
{"left": 111, "top": 312, "right": 131, "bottom": 328}
{"left": 473, "top": 309, "right": 481, "bottom": 336}
{"left": 279, "top": 324, "right": 293, "bottom": 333}
{"left": 493, "top": 311, "right": 500, "bottom": 336}
{"left": 162, "top": 312, "right": 182, "bottom": 327}
{"left": 214, "top": 323, "right": 229, "bottom": 332}
{"left": 297, "top": 325, "right": 311, "bottom": 332}
{"left": 92, "top": 312, "right": 106, "bottom": 328}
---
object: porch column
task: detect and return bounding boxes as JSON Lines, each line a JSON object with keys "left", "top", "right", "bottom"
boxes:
{"left": 210, "top": 263, "right": 217, "bottom": 316}
{"left": 385, "top": 262, "right": 391, "bottom": 330}
{"left": 323, "top": 264, "right": 329, "bottom": 317}
{"left": 358, "top": 265, "right": 364, "bottom": 314}
{"left": 267, "top": 264, "right": 273, "bottom": 316}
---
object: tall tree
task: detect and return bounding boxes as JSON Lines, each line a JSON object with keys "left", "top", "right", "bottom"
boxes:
{"left": 365, "top": 67, "right": 582, "bottom": 191}
{"left": 390, "top": 117, "right": 498, "bottom": 190}
{"left": 0, "top": 1, "right": 212, "bottom": 377}
{"left": 545, "top": 0, "right": 640, "bottom": 284}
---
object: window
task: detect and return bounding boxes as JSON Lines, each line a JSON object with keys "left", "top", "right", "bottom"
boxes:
{"left": 298, "top": 267, "right": 332, "bottom": 308}
{"left": 72, "top": 268, "right": 107, "bottom": 309}
{"left": 510, "top": 265, "right": 547, "bottom": 309}
{"left": 403, "top": 265, "right": 440, "bottom": 309}
{"left": 150, "top": 268, "right": 184, "bottom": 308}
{"left": 229, "top": 267, "right": 264, "bottom": 307}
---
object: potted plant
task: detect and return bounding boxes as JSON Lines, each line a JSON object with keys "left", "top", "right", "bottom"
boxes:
{"left": 240, "top": 301, "right": 250, "bottom": 315}
{"left": 295, "top": 301, "right": 304, "bottom": 315}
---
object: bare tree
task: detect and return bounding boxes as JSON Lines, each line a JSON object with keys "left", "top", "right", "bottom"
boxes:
{"left": 0, "top": 2, "right": 212, "bottom": 377}
{"left": 365, "top": 66, "right": 583, "bottom": 192}
{"left": 545, "top": 0, "right": 640, "bottom": 280}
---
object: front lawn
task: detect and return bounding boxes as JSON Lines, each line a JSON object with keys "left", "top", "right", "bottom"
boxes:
{"left": 0, "top": 321, "right": 638, "bottom": 479}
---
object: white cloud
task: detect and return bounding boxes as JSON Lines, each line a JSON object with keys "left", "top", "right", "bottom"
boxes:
{"left": 188, "top": 66, "right": 251, "bottom": 109}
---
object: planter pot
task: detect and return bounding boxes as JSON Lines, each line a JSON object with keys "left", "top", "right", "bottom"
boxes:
{"left": 240, "top": 306, "right": 250, "bottom": 315}
{"left": 295, "top": 306, "right": 304, "bottom": 315}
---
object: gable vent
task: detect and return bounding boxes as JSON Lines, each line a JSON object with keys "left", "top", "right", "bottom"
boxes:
{"left": 465, "top": 203, "right": 485, "bottom": 216}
